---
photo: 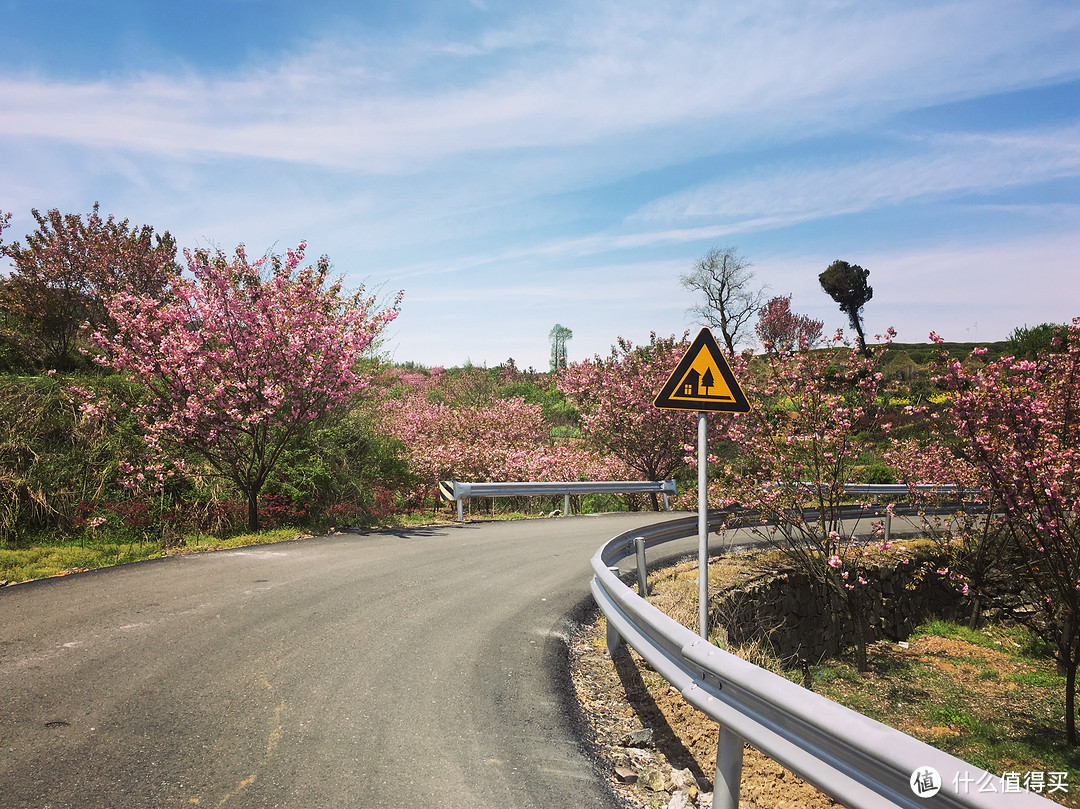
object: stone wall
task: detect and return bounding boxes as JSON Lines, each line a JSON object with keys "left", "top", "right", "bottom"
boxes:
{"left": 712, "top": 560, "right": 963, "bottom": 665}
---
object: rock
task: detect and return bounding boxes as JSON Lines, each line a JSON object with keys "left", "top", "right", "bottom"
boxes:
{"left": 640, "top": 766, "right": 667, "bottom": 792}
{"left": 670, "top": 767, "right": 697, "bottom": 790}
{"left": 667, "top": 790, "right": 692, "bottom": 809}
{"left": 669, "top": 768, "right": 699, "bottom": 800}
{"left": 621, "top": 727, "right": 655, "bottom": 748}
{"left": 698, "top": 792, "right": 713, "bottom": 809}
{"left": 627, "top": 747, "right": 653, "bottom": 765}
{"left": 614, "top": 766, "right": 638, "bottom": 784}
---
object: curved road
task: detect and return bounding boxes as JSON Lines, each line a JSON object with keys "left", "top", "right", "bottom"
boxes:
{"left": 0, "top": 513, "right": 688, "bottom": 809}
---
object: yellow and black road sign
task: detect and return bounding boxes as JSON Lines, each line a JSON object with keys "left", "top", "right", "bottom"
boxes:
{"left": 654, "top": 328, "right": 750, "bottom": 412}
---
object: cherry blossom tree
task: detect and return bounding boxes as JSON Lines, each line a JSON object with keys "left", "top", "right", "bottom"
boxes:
{"left": 754, "top": 295, "right": 823, "bottom": 353}
{"left": 934, "top": 321, "right": 1080, "bottom": 743}
{"left": 381, "top": 389, "right": 546, "bottom": 490}
{"left": 718, "top": 330, "right": 895, "bottom": 669}
{"left": 558, "top": 333, "right": 723, "bottom": 509}
{"left": 883, "top": 435, "right": 1016, "bottom": 629}
{"left": 1, "top": 204, "right": 178, "bottom": 369}
{"left": 91, "top": 242, "right": 400, "bottom": 531}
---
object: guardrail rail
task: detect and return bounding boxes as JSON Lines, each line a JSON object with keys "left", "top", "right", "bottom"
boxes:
{"left": 590, "top": 515, "right": 1054, "bottom": 809}
{"left": 439, "top": 479, "right": 676, "bottom": 521}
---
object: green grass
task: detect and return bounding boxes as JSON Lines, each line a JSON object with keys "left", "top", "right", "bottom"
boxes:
{"left": 0, "top": 527, "right": 308, "bottom": 584}
{"left": 0, "top": 542, "right": 162, "bottom": 582}
{"left": 915, "top": 618, "right": 1050, "bottom": 659}
{"left": 804, "top": 621, "right": 1080, "bottom": 804}
{"left": 815, "top": 664, "right": 863, "bottom": 683}
{"left": 1, "top": 503, "right": 584, "bottom": 584}
{"left": 1011, "top": 671, "right": 1064, "bottom": 689}
{"left": 915, "top": 618, "right": 998, "bottom": 647}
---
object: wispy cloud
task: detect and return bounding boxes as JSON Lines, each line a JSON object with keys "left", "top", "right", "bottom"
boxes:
{"left": 373, "top": 120, "right": 1080, "bottom": 281}
{"left": 1, "top": 0, "right": 1076, "bottom": 369}
{"left": 0, "top": 0, "right": 1075, "bottom": 172}
{"left": 633, "top": 126, "right": 1080, "bottom": 226}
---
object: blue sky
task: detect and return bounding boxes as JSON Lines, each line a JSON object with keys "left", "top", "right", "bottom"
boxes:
{"left": 1, "top": 0, "right": 1078, "bottom": 370}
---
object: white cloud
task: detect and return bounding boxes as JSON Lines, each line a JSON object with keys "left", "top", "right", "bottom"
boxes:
{"left": 1, "top": 0, "right": 1077, "bottom": 370}
{"left": 634, "top": 126, "right": 1080, "bottom": 226}
{"left": 0, "top": 0, "right": 1075, "bottom": 172}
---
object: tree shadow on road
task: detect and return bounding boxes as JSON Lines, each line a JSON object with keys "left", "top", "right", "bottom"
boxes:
{"left": 338, "top": 524, "right": 457, "bottom": 540}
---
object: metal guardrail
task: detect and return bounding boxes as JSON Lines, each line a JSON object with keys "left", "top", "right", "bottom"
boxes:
{"left": 780, "top": 483, "right": 967, "bottom": 497}
{"left": 844, "top": 484, "right": 965, "bottom": 496}
{"left": 439, "top": 479, "right": 676, "bottom": 522}
{"left": 590, "top": 515, "right": 1054, "bottom": 809}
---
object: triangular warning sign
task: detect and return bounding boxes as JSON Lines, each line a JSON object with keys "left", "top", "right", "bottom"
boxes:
{"left": 654, "top": 328, "right": 750, "bottom": 412}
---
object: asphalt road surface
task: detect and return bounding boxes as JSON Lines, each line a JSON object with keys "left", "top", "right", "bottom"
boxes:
{"left": 1, "top": 512, "right": 693, "bottom": 809}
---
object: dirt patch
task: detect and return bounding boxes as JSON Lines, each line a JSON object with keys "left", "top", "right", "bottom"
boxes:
{"left": 570, "top": 617, "right": 843, "bottom": 809}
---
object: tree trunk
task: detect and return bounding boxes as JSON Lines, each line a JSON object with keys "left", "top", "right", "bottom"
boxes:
{"left": 967, "top": 594, "right": 983, "bottom": 631}
{"left": 1062, "top": 614, "right": 1078, "bottom": 745}
{"left": 1066, "top": 657, "right": 1077, "bottom": 746}
{"left": 849, "top": 597, "right": 869, "bottom": 672}
{"left": 247, "top": 490, "right": 260, "bottom": 532}
{"left": 849, "top": 311, "right": 871, "bottom": 358}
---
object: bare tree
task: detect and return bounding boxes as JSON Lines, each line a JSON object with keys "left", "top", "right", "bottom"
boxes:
{"left": 681, "top": 247, "right": 766, "bottom": 355}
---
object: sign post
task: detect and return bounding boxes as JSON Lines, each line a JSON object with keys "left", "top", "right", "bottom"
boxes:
{"left": 696, "top": 410, "right": 709, "bottom": 639}
{"left": 653, "top": 327, "right": 749, "bottom": 639}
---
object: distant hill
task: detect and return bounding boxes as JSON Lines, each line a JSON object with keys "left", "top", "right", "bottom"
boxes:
{"left": 885, "top": 341, "right": 1012, "bottom": 365}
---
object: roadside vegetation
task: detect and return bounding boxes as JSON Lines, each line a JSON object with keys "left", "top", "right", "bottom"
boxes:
{"left": 639, "top": 551, "right": 1080, "bottom": 806}
{"left": 2, "top": 207, "right": 1077, "bottom": 761}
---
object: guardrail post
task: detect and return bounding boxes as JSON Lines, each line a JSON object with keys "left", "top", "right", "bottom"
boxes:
{"left": 457, "top": 498, "right": 464, "bottom": 523}
{"left": 713, "top": 724, "right": 744, "bottom": 809}
{"left": 564, "top": 492, "right": 570, "bottom": 517}
{"left": 884, "top": 509, "right": 892, "bottom": 545}
{"left": 634, "top": 536, "right": 648, "bottom": 596}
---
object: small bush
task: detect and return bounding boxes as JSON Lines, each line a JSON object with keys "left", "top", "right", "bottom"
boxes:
{"left": 1006, "top": 322, "right": 1067, "bottom": 359}
{"left": 581, "top": 492, "right": 628, "bottom": 514}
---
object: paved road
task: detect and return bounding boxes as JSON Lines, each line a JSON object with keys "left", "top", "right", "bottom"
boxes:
{"left": 1, "top": 513, "right": 689, "bottom": 809}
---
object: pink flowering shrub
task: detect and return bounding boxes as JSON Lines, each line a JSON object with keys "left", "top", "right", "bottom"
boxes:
{"left": 754, "top": 294, "right": 824, "bottom": 353}
{"left": 882, "top": 433, "right": 1023, "bottom": 628}
{"left": 379, "top": 375, "right": 627, "bottom": 509}
{"left": 0, "top": 204, "right": 178, "bottom": 370}
{"left": 934, "top": 318, "right": 1080, "bottom": 743}
{"left": 558, "top": 333, "right": 727, "bottom": 509}
{"left": 717, "top": 329, "right": 897, "bottom": 669}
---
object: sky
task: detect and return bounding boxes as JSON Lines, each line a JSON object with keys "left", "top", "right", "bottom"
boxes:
{"left": 0, "top": 0, "right": 1078, "bottom": 371}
